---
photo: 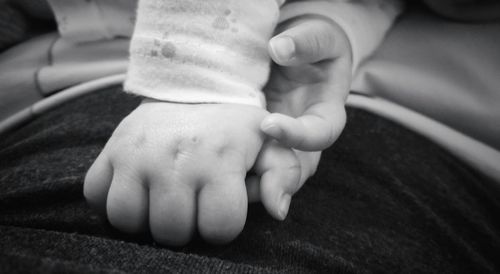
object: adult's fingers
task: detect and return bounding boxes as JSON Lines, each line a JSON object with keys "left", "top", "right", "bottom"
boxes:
{"left": 268, "top": 16, "right": 350, "bottom": 66}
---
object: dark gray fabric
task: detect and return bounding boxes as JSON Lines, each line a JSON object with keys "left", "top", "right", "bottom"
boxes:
{"left": 0, "top": 87, "right": 499, "bottom": 273}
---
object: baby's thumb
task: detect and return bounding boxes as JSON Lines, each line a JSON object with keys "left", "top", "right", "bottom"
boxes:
{"left": 268, "top": 17, "right": 344, "bottom": 66}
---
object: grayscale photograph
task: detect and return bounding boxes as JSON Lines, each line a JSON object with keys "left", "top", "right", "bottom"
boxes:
{"left": 0, "top": 0, "right": 499, "bottom": 273}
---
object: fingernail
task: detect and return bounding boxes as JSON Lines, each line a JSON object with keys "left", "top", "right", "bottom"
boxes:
{"left": 279, "top": 193, "right": 291, "bottom": 220}
{"left": 270, "top": 36, "right": 295, "bottom": 62}
{"left": 262, "top": 124, "right": 283, "bottom": 138}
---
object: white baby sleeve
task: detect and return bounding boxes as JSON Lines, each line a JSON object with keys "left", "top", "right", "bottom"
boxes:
{"left": 125, "top": 0, "right": 282, "bottom": 108}
{"left": 279, "top": 0, "right": 404, "bottom": 76}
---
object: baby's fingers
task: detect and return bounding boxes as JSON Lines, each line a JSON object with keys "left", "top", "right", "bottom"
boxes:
{"left": 251, "top": 141, "right": 301, "bottom": 220}
{"left": 269, "top": 16, "right": 349, "bottom": 66}
{"left": 261, "top": 100, "right": 346, "bottom": 151}
{"left": 84, "top": 153, "right": 114, "bottom": 216}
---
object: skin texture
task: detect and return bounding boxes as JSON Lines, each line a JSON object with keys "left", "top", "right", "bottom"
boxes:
{"left": 248, "top": 14, "right": 353, "bottom": 219}
{"left": 84, "top": 101, "right": 269, "bottom": 245}
{"left": 84, "top": 2, "right": 353, "bottom": 246}
{"left": 263, "top": 16, "right": 352, "bottom": 151}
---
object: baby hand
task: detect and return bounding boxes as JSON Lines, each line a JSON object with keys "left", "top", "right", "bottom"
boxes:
{"left": 84, "top": 100, "right": 268, "bottom": 246}
{"left": 248, "top": 14, "right": 353, "bottom": 219}
{"left": 262, "top": 15, "right": 352, "bottom": 151}
{"left": 246, "top": 140, "right": 321, "bottom": 220}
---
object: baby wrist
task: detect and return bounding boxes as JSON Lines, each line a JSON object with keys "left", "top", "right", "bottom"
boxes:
{"left": 124, "top": 0, "right": 281, "bottom": 108}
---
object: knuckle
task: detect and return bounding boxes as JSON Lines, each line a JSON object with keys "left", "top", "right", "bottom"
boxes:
{"left": 282, "top": 154, "right": 302, "bottom": 176}
{"left": 285, "top": 162, "right": 301, "bottom": 176}
{"left": 306, "top": 30, "right": 323, "bottom": 60}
